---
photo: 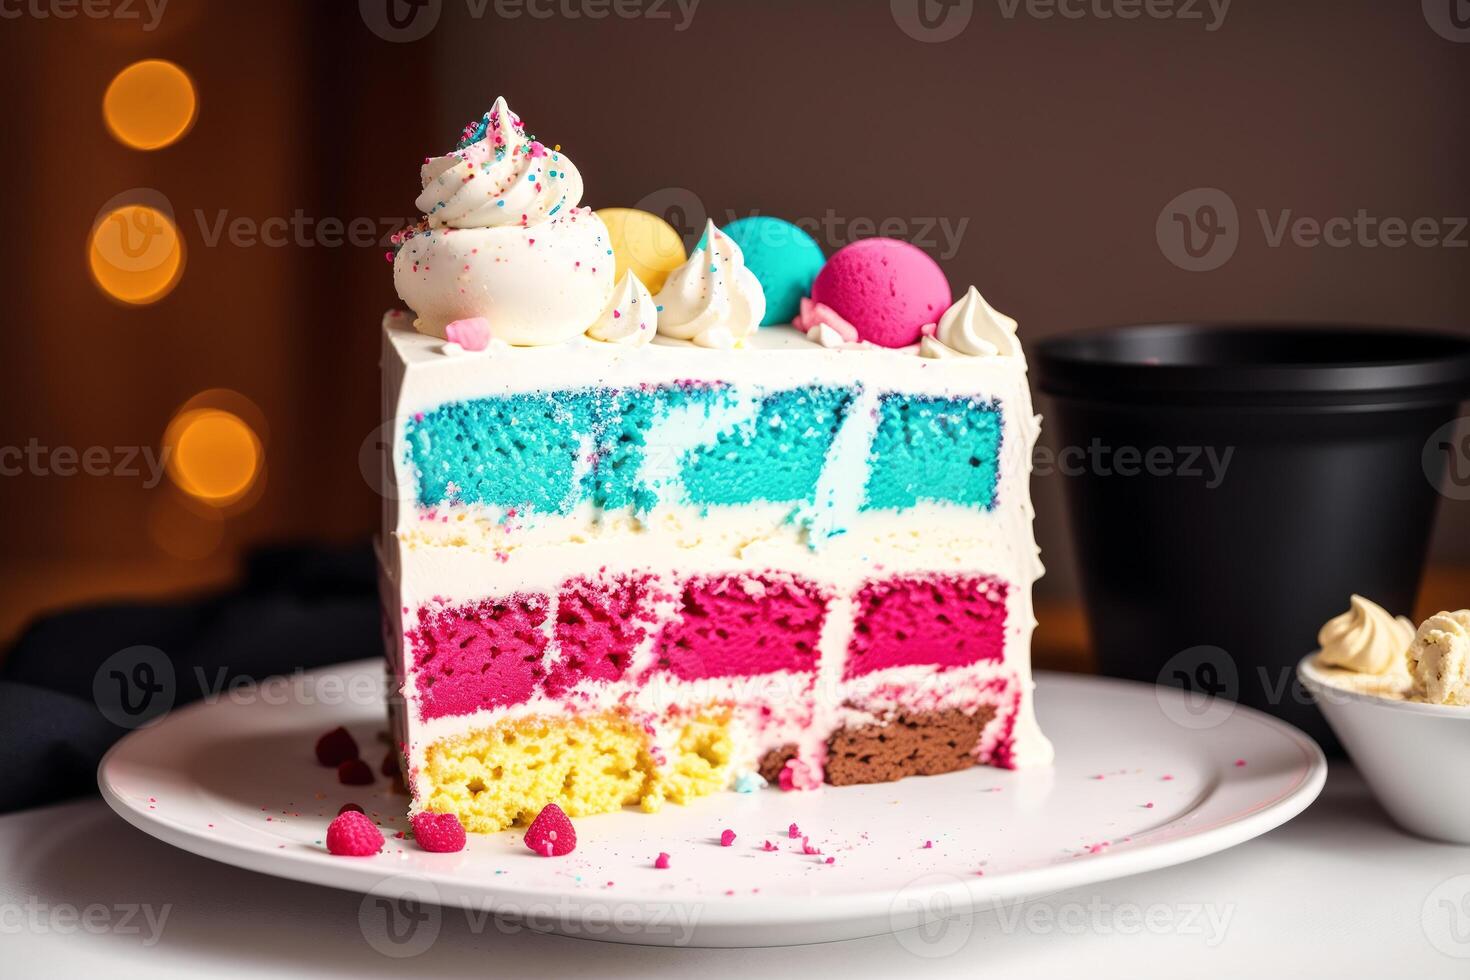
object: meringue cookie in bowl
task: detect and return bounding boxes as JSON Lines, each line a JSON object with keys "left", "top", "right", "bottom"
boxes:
{"left": 655, "top": 220, "right": 766, "bottom": 349}
{"left": 919, "top": 286, "right": 1022, "bottom": 360}
{"left": 1316, "top": 594, "right": 1414, "bottom": 676}
{"left": 392, "top": 97, "right": 613, "bottom": 345}
{"left": 586, "top": 272, "right": 657, "bottom": 346}
{"left": 1408, "top": 609, "right": 1470, "bottom": 706}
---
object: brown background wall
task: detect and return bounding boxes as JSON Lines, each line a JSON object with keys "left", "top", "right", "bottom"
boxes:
{"left": 0, "top": 0, "right": 1466, "bottom": 635}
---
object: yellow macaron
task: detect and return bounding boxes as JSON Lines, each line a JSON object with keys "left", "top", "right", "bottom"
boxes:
{"left": 595, "top": 207, "right": 688, "bottom": 294}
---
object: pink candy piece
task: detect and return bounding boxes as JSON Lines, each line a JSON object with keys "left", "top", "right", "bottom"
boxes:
{"left": 444, "top": 316, "right": 491, "bottom": 351}
{"left": 326, "top": 810, "right": 385, "bottom": 857}
{"left": 788, "top": 823, "right": 801, "bottom": 839}
{"left": 810, "top": 238, "right": 952, "bottom": 349}
{"left": 779, "top": 759, "right": 822, "bottom": 792}
{"left": 791, "top": 297, "right": 859, "bottom": 343}
{"left": 412, "top": 811, "right": 467, "bottom": 853}
{"left": 719, "top": 829, "right": 737, "bottom": 847}
{"left": 524, "top": 803, "right": 577, "bottom": 857}
{"left": 654, "top": 852, "right": 671, "bottom": 870}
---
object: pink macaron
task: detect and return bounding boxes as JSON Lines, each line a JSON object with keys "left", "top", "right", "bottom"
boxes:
{"left": 810, "top": 238, "right": 952, "bottom": 348}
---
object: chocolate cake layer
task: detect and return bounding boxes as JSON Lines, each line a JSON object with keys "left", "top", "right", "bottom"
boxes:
{"left": 823, "top": 707, "right": 997, "bottom": 786}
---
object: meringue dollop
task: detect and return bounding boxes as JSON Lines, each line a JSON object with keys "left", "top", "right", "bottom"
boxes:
{"left": 919, "top": 286, "right": 1022, "bottom": 360}
{"left": 654, "top": 220, "right": 766, "bottom": 349}
{"left": 586, "top": 272, "right": 656, "bottom": 346}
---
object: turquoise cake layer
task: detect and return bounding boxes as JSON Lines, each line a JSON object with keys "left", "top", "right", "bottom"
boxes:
{"left": 861, "top": 394, "right": 1002, "bottom": 511}
{"left": 403, "top": 385, "right": 1002, "bottom": 514}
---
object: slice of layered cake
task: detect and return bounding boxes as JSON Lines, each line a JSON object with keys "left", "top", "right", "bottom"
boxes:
{"left": 380, "top": 98, "right": 1052, "bottom": 833}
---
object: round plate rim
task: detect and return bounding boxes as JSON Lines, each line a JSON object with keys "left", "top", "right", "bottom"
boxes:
{"left": 98, "top": 662, "right": 1326, "bottom": 940}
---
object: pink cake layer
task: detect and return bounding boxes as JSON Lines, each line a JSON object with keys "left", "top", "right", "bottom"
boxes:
{"left": 404, "top": 570, "right": 1009, "bottom": 723}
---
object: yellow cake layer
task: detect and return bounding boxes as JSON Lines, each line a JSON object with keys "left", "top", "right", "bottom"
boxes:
{"left": 421, "top": 708, "right": 734, "bottom": 833}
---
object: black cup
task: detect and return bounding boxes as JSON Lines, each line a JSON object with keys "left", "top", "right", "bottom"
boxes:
{"left": 1036, "top": 324, "right": 1470, "bottom": 747}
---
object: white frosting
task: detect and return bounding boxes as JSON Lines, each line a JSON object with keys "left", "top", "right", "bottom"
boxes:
{"left": 379, "top": 314, "right": 1053, "bottom": 803}
{"left": 1408, "top": 610, "right": 1470, "bottom": 706}
{"left": 415, "top": 98, "right": 582, "bottom": 230}
{"left": 392, "top": 98, "right": 613, "bottom": 345}
{"left": 920, "top": 286, "right": 1022, "bottom": 360}
{"left": 585, "top": 272, "right": 656, "bottom": 346}
{"left": 1316, "top": 595, "right": 1415, "bottom": 676}
{"left": 806, "top": 323, "right": 847, "bottom": 348}
{"left": 654, "top": 220, "right": 766, "bottom": 349}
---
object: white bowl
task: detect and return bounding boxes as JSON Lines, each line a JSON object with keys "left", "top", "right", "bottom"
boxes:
{"left": 1298, "top": 653, "right": 1470, "bottom": 844}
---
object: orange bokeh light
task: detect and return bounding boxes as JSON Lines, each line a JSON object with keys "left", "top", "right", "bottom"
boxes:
{"left": 103, "top": 60, "right": 197, "bottom": 150}
{"left": 164, "top": 408, "right": 262, "bottom": 506}
{"left": 89, "top": 204, "right": 185, "bottom": 305}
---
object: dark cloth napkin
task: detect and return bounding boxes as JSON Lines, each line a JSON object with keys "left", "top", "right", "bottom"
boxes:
{"left": 0, "top": 542, "right": 380, "bottom": 814}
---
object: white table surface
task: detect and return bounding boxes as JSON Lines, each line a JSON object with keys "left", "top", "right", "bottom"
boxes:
{"left": 2, "top": 762, "right": 1468, "bottom": 978}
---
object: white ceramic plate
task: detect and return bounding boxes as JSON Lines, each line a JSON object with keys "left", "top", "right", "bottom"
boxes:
{"left": 99, "top": 661, "right": 1324, "bottom": 947}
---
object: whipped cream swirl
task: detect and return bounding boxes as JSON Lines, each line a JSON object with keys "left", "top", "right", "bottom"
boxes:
{"left": 654, "top": 220, "right": 766, "bottom": 349}
{"left": 1408, "top": 609, "right": 1470, "bottom": 705}
{"left": 1317, "top": 594, "right": 1415, "bottom": 675}
{"left": 919, "top": 286, "right": 1022, "bottom": 360}
{"left": 586, "top": 272, "right": 656, "bottom": 346}
{"left": 415, "top": 97, "right": 583, "bottom": 230}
